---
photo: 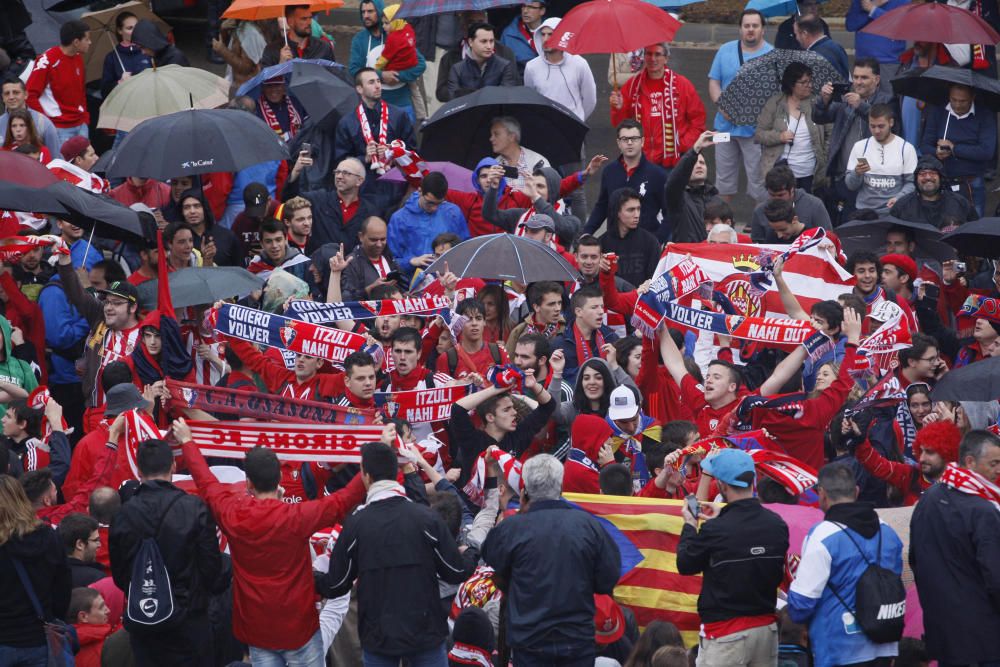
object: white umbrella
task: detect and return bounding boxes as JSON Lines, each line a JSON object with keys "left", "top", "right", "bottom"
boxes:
{"left": 98, "top": 65, "right": 230, "bottom": 132}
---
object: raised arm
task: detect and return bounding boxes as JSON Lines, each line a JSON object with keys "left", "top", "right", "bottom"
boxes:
{"left": 772, "top": 257, "right": 809, "bottom": 321}
{"left": 658, "top": 324, "right": 688, "bottom": 386}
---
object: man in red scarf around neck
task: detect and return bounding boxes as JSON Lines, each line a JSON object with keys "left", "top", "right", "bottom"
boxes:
{"left": 610, "top": 42, "right": 706, "bottom": 169}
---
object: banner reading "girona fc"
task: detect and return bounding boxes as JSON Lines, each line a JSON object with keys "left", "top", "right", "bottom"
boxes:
{"left": 185, "top": 420, "right": 386, "bottom": 463}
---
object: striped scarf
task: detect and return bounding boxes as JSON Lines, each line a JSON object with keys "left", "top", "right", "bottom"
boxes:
{"left": 939, "top": 462, "right": 1000, "bottom": 511}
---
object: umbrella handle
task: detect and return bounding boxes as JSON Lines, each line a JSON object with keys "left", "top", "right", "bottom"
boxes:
{"left": 612, "top": 55, "right": 619, "bottom": 91}
{"left": 279, "top": 17, "right": 289, "bottom": 48}
{"left": 110, "top": 31, "right": 127, "bottom": 74}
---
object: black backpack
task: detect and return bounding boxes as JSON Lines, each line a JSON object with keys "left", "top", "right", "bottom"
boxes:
{"left": 127, "top": 494, "right": 185, "bottom": 628}
{"left": 829, "top": 523, "right": 906, "bottom": 644}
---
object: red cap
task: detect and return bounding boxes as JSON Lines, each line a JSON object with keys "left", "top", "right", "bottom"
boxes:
{"left": 880, "top": 253, "right": 917, "bottom": 282}
{"left": 594, "top": 594, "right": 625, "bottom": 645}
{"left": 60, "top": 135, "right": 90, "bottom": 162}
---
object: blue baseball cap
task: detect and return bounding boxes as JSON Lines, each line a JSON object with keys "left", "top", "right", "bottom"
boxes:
{"left": 701, "top": 449, "right": 755, "bottom": 488}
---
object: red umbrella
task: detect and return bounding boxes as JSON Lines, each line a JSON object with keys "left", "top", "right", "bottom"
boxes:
{"left": 0, "top": 152, "right": 58, "bottom": 188}
{"left": 861, "top": 2, "right": 1000, "bottom": 45}
{"left": 547, "top": 0, "right": 681, "bottom": 56}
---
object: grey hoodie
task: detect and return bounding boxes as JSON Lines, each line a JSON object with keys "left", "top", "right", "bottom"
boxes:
{"left": 523, "top": 18, "right": 597, "bottom": 122}
{"left": 482, "top": 166, "right": 581, "bottom": 245}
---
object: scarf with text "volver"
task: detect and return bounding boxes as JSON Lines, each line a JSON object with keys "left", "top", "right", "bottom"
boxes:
{"left": 286, "top": 295, "right": 452, "bottom": 323}
{"left": 185, "top": 419, "right": 386, "bottom": 463}
{"left": 164, "top": 378, "right": 372, "bottom": 423}
{"left": 211, "top": 302, "right": 382, "bottom": 365}
{"left": 632, "top": 256, "right": 817, "bottom": 345}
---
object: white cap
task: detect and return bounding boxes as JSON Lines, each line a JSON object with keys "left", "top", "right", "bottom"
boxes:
{"left": 608, "top": 385, "right": 639, "bottom": 421}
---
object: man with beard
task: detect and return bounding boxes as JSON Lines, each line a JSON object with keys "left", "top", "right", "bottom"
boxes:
{"left": 889, "top": 155, "right": 977, "bottom": 227}
{"left": 334, "top": 68, "right": 416, "bottom": 210}
{"left": 177, "top": 189, "right": 242, "bottom": 267}
{"left": 610, "top": 43, "right": 704, "bottom": 171}
{"left": 280, "top": 197, "right": 313, "bottom": 254}
{"left": 348, "top": 0, "right": 426, "bottom": 113}
{"left": 853, "top": 414, "right": 960, "bottom": 506}
{"left": 261, "top": 5, "right": 334, "bottom": 66}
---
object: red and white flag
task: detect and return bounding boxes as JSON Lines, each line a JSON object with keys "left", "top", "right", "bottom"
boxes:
{"left": 658, "top": 241, "right": 854, "bottom": 318}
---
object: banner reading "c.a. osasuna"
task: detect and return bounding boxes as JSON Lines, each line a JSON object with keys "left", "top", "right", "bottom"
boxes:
{"left": 185, "top": 420, "right": 385, "bottom": 462}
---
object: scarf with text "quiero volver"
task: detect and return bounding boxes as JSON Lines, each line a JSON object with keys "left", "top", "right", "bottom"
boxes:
{"left": 211, "top": 302, "right": 382, "bottom": 365}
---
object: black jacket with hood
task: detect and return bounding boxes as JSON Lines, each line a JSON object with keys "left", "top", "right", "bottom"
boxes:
{"left": 598, "top": 188, "right": 661, "bottom": 288}
{"left": 482, "top": 166, "right": 581, "bottom": 246}
{"left": 132, "top": 20, "right": 190, "bottom": 67}
{"left": 0, "top": 524, "right": 72, "bottom": 648}
{"left": 663, "top": 148, "right": 723, "bottom": 243}
{"left": 178, "top": 188, "right": 243, "bottom": 267}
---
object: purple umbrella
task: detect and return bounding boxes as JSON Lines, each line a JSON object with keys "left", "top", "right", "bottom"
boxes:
{"left": 378, "top": 161, "right": 477, "bottom": 192}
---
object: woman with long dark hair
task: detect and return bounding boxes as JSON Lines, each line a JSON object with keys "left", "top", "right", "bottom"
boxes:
{"left": 100, "top": 11, "right": 151, "bottom": 98}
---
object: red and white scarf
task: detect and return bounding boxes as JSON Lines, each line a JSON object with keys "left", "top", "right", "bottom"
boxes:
{"left": 186, "top": 419, "right": 386, "bottom": 463}
{"left": 624, "top": 69, "right": 681, "bottom": 163}
{"left": 939, "top": 462, "right": 1000, "bottom": 511}
{"left": 47, "top": 159, "right": 109, "bottom": 194}
{"left": 573, "top": 321, "right": 606, "bottom": 365}
{"left": 384, "top": 140, "right": 429, "bottom": 186}
{"left": 258, "top": 94, "right": 301, "bottom": 141}
{"left": 0, "top": 235, "right": 67, "bottom": 262}
{"left": 522, "top": 313, "right": 558, "bottom": 339}
{"left": 358, "top": 101, "right": 390, "bottom": 173}
{"left": 448, "top": 643, "right": 492, "bottom": 667}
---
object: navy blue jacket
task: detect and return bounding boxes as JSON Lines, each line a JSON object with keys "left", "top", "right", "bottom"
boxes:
{"left": 920, "top": 105, "right": 997, "bottom": 178}
{"left": 482, "top": 499, "right": 620, "bottom": 652}
{"left": 333, "top": 101, "right": 417, "bottom": 191}
{"left": 809, "top": 36, "right": 851, "bottom": 82}
{"left": 444, "top": 54, "right": 519, "bottom": 102}
{"left": 584, "top": 155, "right": 668, "bottom": 240}
{"left": 910, "top": 482, "right": 1000, "bottom": 664}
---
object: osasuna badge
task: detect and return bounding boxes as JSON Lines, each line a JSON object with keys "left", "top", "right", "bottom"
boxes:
{"left": 279, "top": 322, "right": 299, "bottom": 347}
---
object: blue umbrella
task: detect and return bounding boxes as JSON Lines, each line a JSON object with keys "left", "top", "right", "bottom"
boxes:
{"left": 236, "top": 58, "right": 343, "bottom": 99}
{"left": 745, "top": 0, "right": 825, "bottom": 18}
{"left": 644, "top": 0, "right": 704, "bottom": 7}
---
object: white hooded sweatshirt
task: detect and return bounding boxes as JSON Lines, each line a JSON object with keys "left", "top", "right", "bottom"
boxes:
{"left": 523, "top": 17, "right": 597, "bottom": 122}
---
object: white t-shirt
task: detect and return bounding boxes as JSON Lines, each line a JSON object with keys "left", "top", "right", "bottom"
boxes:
{"left": 785, "top": 112, "right": 816, "bottom": 179}
{"left": 846, "top": 134, "right": 918, "bottom": 211}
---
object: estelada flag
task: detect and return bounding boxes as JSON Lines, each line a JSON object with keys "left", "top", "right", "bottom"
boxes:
{"left": 565, "top": 493, "right": 823, "bottom": 648}
{"left": 563, "top": 493, "right": 702, "bottom": 647}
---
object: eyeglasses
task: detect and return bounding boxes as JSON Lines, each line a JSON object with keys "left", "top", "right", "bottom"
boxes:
{"left": 101, "top": 297, "right": 130, "bottom": 307}
{"left": 795, "top": 78, "right": 813, "bottom": 86}
{"left": 334, "top": 170, "right": 363, "bottom": 178}
{"left": 918, "top": 355, "right": 940, "bottom": 362}
{"left": 617, "top": 136, "right": 643, "bottom": 144}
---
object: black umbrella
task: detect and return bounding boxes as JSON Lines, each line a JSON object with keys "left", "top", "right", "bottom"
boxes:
{"left": 92, "top": 146, "right": 115, "bottom": 175}
{"left": 288, "top": 61, "right": 357, "bottom": 128}
{"left": 418, "top": 233, "right": 580, "bottom": 284}
{"left": 941, "top": 217, "right": 1000, "bottom": 257}
{"left": 0, "top": 181, "right": 68, "bottom": 216}
{"left": 836, "top": 216, "right": 954, "bottom": 261}
{"left": 718, "top": 49, "right": 847, "bottom": 127}
{"left": 46, "top": 181, "right": 152, "bottom": 243}
{"left": 420, "top": 86, "right": 588, "bottom": 167}
{"left": 136, "top": 266, "right": 265, "bottom": 310}
{"left": 891, "top": 66, "right": 1000, "bottom": 111}
{"left": 107, "top": 108, "right": 289, "bottom": 180}
{"left": 931, "top": 356, "right": 1000, "bottom": 401}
